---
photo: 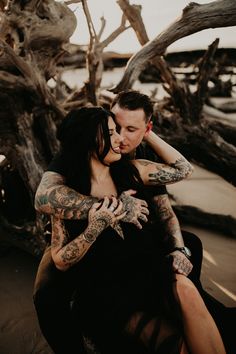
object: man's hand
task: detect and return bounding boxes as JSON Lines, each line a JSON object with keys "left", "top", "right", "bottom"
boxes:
{"left": 119, "top": 190, "right": 149, "bottom": 229}
{"left": 169, "top": 250, "right": 193, "bottom": 276}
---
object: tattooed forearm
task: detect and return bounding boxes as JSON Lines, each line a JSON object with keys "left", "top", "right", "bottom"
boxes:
{"left": 61, "top": 240, "right": 83, "bottom": 267}
{"left": 153, "top": 195, "right": 184, "bottom": 248}
{"left": 35, "top": 172, "right": 98, "bottom": 220}
{"left": 51, "top": 210, "right": 113, "bottom": 271}
{"left": 134, "top": 157, "right": 193, "bottom": 186}
{"left": 149, "top": 157, "right": 193, "bottom": 185}
{"left": 51, "top": 216, "right": 89, "bottom": 271}
{"left": 51, "top": 217, "right": 70, "bottom": 249}
{"left": 84, "top": 211, "right": 112, "bottom": 242}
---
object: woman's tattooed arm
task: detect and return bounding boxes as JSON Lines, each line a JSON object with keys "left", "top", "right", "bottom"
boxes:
{"left": 35, "top": 171, "right": 98, "bottom": 220}
{"left": 132, "top": 157, "right": 193, "bottom": 185}
{"left": 51, "top": 211, "right": 112, "bottom": 271}
{"left": 51, "top": 215, "right": 90, "bottom": 271}
{"left": 51, "top": 198, "right": 122, "bottom": 271}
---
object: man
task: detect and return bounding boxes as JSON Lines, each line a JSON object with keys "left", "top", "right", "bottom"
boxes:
{"left": 34, "top": 90, "right": 233, "bottom": 353}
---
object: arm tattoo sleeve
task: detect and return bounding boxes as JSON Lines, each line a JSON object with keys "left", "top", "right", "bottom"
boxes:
{"left": 51, "top": 211, "right": 113, "bottom": 269}
{"left": 136, "top": 157, "right": 193, "bottom": 185}
{"left": 35, "top": 172, "right": 98, "bottom": 220}
{"left": 153, "top": 194, "right": 184, "bottom": 249}
{"left": 148, "top": 157, "right": 193, "bottom": 185}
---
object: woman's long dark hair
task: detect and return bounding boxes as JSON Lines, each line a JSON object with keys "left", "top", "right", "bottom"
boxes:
{"left": 57, "top": 106, "right": 114, "bottom": 194}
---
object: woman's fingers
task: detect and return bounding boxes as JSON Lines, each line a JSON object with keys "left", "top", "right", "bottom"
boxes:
{"left": 113, "top": 200, "right": 123, "bottom": 215}
{"left": 90, "top": 197, "right": 121, "bottom": 223}
{"left": 102, "top": 196, "right": 110, "bottom": 208}
{"left": 108, "top": 196, "right": 118, "bottom": 212}
{"left": 113, "top": 200, "right": 127, "bottom": 221}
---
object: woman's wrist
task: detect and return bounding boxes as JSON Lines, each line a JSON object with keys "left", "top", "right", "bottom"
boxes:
{"left": 82, "top": 232, "right": 96, "bottom": 243}
{"left": 82, "top": 228, "right": 99, "bottom": 243}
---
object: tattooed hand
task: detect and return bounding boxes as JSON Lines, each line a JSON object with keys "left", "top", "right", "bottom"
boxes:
{"left": 119, "top": 190, "right": 149, "bottom": 230}
{"left": 169, "top": 251, "right": 193, "bottom": 276}
{"left": 85, "top": 196, "right": 127, "bottom": 242}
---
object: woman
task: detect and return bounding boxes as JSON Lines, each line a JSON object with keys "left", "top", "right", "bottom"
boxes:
{"left": 50, "top": 107, "right": 225, "bottom": 354}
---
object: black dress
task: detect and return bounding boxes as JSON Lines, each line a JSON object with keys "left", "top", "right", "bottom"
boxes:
{"left": 65, "top": 206, "right": 183, "bottom": 354}
{"left": 49, "top": 154, "right": 183, "bottom": 353}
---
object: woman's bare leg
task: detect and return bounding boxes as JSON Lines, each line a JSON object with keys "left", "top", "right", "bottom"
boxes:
{"left": 174, "top": 274, "right": 226, "bottom": 354}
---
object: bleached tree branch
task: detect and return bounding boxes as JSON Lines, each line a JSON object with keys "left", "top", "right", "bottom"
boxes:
{"left": 112, "top": 0, "right": 236, "bottom": 92}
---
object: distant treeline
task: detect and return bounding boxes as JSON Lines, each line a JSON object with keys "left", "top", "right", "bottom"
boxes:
{"left": 102, "top": 48, "right": 236, "bottom": 69}
{"left": 165, "top": 48, "right": 236, "bottom": 67}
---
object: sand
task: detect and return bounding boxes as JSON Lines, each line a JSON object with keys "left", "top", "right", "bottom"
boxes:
{"left": 0, "top": 244, "right": 53, "bottom": 354}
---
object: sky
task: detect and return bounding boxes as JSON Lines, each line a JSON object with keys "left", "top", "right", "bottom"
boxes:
{"left": 67, "top": 0, "right": 236, "bottom": 54}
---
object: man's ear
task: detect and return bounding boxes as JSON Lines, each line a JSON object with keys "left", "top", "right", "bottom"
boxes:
{"left": 145, "top": 121, "right": 153, "bottom": 135}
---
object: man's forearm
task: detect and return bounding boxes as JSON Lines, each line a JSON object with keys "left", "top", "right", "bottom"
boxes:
{"left": 163, "top": 214, "right": 184, "bottom": 248}
{"left": 153, "top": 194, "right": 193, "bottom": 275}
{"left": 34, "top": 171, "right": 98, "bottom": 220}
{"left": 145, "top": 131, "right": 189, "bottom": 164}
{"left": 153, "top": 194, "right": 184, "bottom": 248}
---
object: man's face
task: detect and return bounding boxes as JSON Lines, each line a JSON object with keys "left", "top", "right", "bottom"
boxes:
{"left": 111, "top": 104, "right": 149, "bottom": 154}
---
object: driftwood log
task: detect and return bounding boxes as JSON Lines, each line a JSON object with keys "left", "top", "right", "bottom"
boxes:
{"left": 0, "top": 0, "right": 236, "bottom": 257}
{"left": 113, "top": 0, "right": 236, "bottom": 91}
{"left": 0, "top": 0, "right": 75, "bottom": 255}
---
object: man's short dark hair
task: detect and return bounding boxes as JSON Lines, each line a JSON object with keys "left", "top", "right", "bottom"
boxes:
{"left": 111, "top": 90, "right": 153, "bottom": 122}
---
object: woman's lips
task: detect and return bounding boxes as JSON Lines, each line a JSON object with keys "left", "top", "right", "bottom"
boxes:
{"left": 113, "top": 146, "right": 121, "bottom": 153}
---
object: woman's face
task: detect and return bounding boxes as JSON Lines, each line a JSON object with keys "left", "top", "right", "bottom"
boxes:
{"left": 103, "top": 117, "right": 123, "bottom": 165}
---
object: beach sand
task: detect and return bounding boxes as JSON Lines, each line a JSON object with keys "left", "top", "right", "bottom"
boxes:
{"left": 0, "top": 244, "right": 53, "bottom": 354}
{"left": 0, "top": 165, "right": 235, "bottom": 354}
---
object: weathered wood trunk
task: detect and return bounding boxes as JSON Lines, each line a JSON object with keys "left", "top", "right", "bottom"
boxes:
{"left": 0, "top": 0, "right": 75, "bottom": 256}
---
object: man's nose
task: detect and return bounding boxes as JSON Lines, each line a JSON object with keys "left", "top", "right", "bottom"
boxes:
{"left": 116, "top": 131, "right": 124, "bottom": 143}
{"left": 118, "top": 128, "right": 126, "bottom": 141}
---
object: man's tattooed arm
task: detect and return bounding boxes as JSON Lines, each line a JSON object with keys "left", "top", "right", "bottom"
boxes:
{"left": 153, "top": 194, "right": 193, "bottom": 276}
{"left": 132, "top": 157, "right": 193, "bottom": 185}
{"left": 35, "top": 172, "right": 150, "bottom": 228}
{"left": 34, "top": 171, "right": 98, "bottom": 220}
{"left": 153, "top": 194, "right": 184, "bottom": 249}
